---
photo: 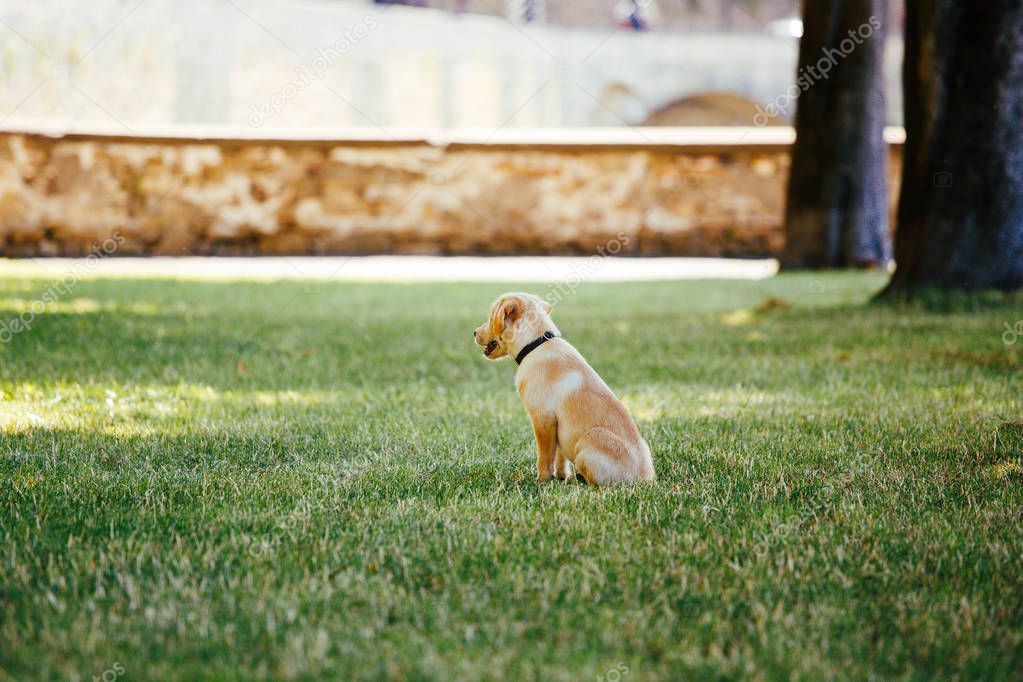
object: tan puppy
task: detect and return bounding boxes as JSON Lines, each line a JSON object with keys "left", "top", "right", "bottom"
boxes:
{"left": 474, "top": 292, "right": 655, "bottom": 485}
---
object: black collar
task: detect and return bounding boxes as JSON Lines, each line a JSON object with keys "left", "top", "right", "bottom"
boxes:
{"left": 515, "top": 331, "right": 557, "bottom": 365}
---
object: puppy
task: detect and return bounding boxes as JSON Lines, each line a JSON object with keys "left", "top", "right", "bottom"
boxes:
{"left": 474, "top": 292, "right": 655, "bottom": 485}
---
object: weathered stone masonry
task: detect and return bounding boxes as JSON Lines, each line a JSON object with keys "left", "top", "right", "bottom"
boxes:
{"left": 0, "top": 130, "right": 902, "bottom": 257}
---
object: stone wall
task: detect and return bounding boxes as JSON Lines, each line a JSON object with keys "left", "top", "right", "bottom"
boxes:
{"left": 0, "top": 128, "right": 903, "bottom": 258}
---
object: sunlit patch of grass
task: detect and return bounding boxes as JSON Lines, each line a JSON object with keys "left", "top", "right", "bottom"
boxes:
{"left": 987, "top": 460, "right": 1022, "bottom": 480}
{"left": 0, "top": 272, "right": 1021, "bottom": 680}
{"left": 720, "top": 308, "right": 754, "bottom": 326}
{"left": 0, "top": 296, "right": 162, "bottom": 315}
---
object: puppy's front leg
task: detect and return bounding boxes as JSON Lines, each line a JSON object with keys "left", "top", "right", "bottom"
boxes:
{"left": 531, "top": 415, "right": 558, "bottom": 482}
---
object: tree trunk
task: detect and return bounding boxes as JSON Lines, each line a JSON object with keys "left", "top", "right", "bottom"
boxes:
{"left": 883, "top": 0, "right": 1023, "bottom": 293}
{"left": 782, "top": 0, "right": 891, "bottom": 269}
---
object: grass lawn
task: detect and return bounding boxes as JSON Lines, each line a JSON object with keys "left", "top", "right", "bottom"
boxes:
{"left": 1, "top": 269, "right": 1021, "bottom": 681}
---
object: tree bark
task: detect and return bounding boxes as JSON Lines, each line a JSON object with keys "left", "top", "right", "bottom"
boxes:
{"left": 782, "top": 0, "right": 891, "bottom": 269}
{"left": 883, "top": 0, "right": 1023, "bottom": 293}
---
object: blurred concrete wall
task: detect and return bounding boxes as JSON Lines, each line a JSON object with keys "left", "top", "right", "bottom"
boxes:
{"left": 0, "top": 0, "right": 903, "bottom": 132}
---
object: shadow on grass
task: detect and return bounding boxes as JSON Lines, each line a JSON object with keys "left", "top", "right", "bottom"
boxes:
{"left": 0, "top": 274, "right": 991, "bottom": 392}
{"left": 870, "top": 286, "right": 1023, "bottom": 312}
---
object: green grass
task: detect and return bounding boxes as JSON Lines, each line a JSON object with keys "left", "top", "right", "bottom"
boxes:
{"left": 1, "top": 269, "right": 1021, "bottom": 681}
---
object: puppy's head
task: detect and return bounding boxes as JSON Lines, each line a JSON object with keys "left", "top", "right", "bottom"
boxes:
{"left": 473, "top": 292, "right": 554, "bottom": 360}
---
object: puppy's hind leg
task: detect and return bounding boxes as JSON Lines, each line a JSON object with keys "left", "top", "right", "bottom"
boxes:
{"left": 574, "top": 447, "right": 617, "bottom": 486}
{"left": 554, "top": 447, "right": 572, "bottom": 482}
{"left": 574, "top": 428, "right": 651, "bottom": 486}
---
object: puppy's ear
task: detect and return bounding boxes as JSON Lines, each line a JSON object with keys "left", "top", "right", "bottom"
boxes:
{"left": 490, "top": 298, "right": 521, "bottom": 337}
